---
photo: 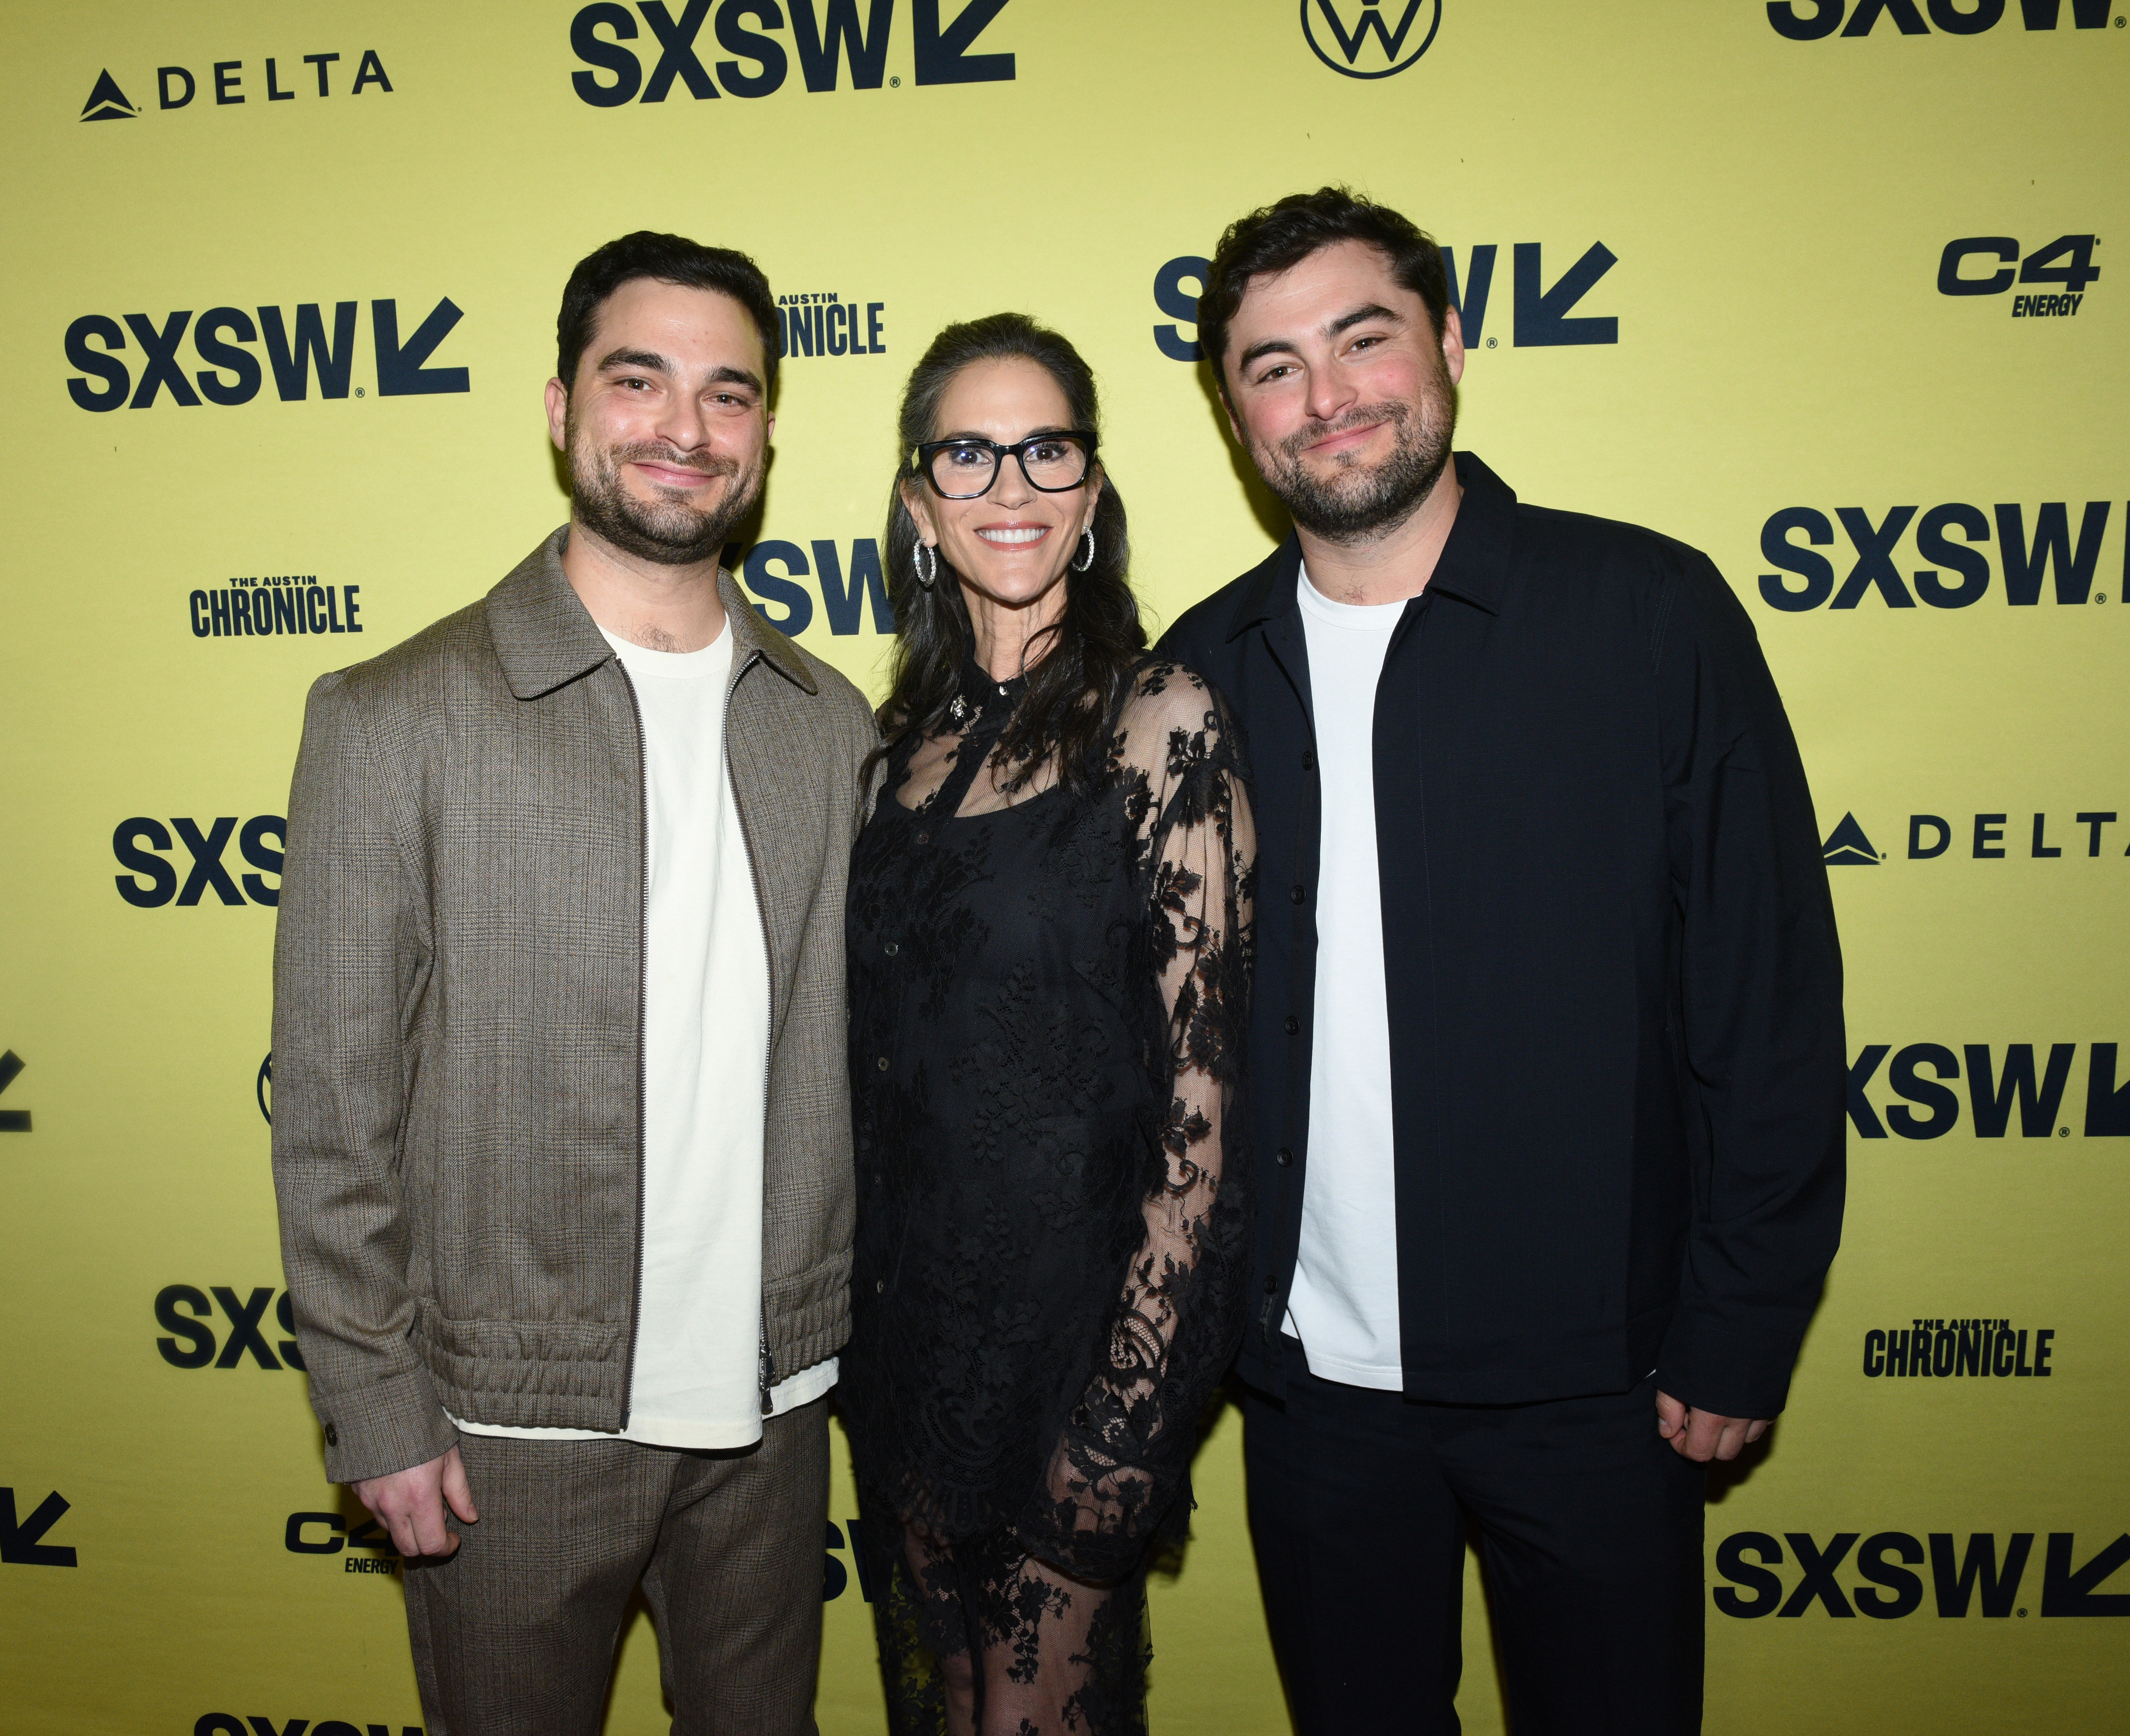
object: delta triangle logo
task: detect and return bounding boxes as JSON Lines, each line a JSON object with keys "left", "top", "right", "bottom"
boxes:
{"left": 80, "top": 69, "right": 137, "bottom": 122}
{"left": 1821, "top": 812, "right": 1879, "bottom": 866}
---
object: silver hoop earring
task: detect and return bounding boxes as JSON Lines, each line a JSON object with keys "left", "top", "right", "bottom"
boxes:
{"left": 914, "top": 541, "right": 937, "bottom": 589}
{"left": 1073, "top": 526, "right": 1096, "bottom": 573}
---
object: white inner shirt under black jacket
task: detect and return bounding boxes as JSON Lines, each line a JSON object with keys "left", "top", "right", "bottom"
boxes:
{"left": 1285, "top": 565, "right": 1405, "bottom": 1390}
{"left": 452, "top": 623, "right": 835, "bottom": 1448}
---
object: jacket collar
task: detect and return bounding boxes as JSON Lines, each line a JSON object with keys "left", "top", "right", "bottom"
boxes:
{"left": 1219, "top": 450, "right": 1517, "bottom": 642}
{"left": 487, "top": 526, "right": 817, "bottom": 700}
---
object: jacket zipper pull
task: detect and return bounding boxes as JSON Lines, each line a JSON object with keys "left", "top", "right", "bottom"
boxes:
{"left": 758, "top": 1313, "right": 775, "bottom": 1418}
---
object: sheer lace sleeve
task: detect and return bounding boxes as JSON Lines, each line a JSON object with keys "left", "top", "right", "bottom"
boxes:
{"left": 1020, "top": 662, "right": 1257, "bottom": 1581}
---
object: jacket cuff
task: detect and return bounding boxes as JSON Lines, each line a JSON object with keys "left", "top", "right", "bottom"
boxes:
{"left": 314, "top": 1364, "right": 459, "bottom": 1485}
{"left": 1654, "top": 1310, "right": 1806, "bottom": 1421}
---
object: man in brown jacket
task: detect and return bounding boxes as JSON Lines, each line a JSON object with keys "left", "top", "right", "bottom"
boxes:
{"left": 271, "top": 232, "right": 876, "bottom": 1735}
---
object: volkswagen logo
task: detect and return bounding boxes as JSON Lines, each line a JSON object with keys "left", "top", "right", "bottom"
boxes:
{"left": 1301, "top": 0, "right": 1442, "bottom": 79}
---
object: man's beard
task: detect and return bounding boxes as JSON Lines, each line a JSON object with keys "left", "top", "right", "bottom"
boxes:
{"left": 1254, "top": 379, "right": 1456, "bottom": 544}
{"left": 567, "top": 425, "right": 762, "bottom": 567}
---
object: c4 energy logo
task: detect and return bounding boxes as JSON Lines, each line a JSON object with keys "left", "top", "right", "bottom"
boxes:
{"left": 568, "top": 0, "right": 1015, "bottom": 106}
{"left": 1714, "top": 1529, "right": 2129, "bottom": 1619}
{"left": 1847, "top": 1041, "right": 2130, "bottom": 1139}
{"left": 1939, "top": 234, "right": 2100, "bottom": 319}
{"left": 1150, "top": 241, "right": 1616, "bottom": 362}
{"left": 778, "top": 291, "right": 887, "bottom": 359}
{"left": 1758, "top": 498, "right": 2122, "bottom": 610}
{"left": 739, "top": 538, "right": 895, "bottom": 637}
{"left": 78, "top": 50, "right": 393, "bottom": 121}
{"left": 1766, "top": 0, "right": 2113, "bottom": 39}
{"left": 113, "top": 816, "right": 284, "bottom": 909}
{"left": 1300, "top": 0, "right": 1443, "bottom": 79}
{"left": 285, "top": 1511, "right": 403, "bottom": 1574}
{"left": 64, "top": 300, "right": 468, "bottom": 412}
{"left": 1862, "top": 1318, "right": 2056, "bottom": 1378}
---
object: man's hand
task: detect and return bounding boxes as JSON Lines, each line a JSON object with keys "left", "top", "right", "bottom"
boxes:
{"left": 353, "top": 1446, "right": 478, "bottom": 1559}
{"left": 1655, "top": 1391, "right": 1771, "bottom": 1462}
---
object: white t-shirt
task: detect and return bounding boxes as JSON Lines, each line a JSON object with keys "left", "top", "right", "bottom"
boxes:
{"left": 451, "top": 622, "right": 835, "bottom": 1449}
{"left": 1283, "top": 566, "right": 1407, "bottom": 1391}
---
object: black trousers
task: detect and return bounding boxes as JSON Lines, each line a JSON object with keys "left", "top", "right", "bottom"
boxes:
{"left": 1242, "top": 1357, "right": 1705, "bottom": 1736}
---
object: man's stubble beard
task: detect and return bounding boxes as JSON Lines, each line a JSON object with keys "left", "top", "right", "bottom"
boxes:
{"left": 1252, "top": 364, "right": 1458, "bottom": 545}
{"left": 566, "top": 414, "right": 763, "bottom": 568}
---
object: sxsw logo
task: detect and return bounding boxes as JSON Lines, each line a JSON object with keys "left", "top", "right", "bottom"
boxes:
{"left": 1151, "top": 242, "right": 1618, "bottom": 363}
{"left": 1939, "top": 234, "right": 2100, "bottom": 319}
{"left": 194, "top": 1716, "right": 423, "bottom": 1736}
{"left": 65, "top": 300, "right": 469, "bottom": 411}
{"left": 156, "top": 1285, "right": 306, "bottom": 1371}
{"left": 737, "top": 538, "right": 895, "bottom": 637}
{"left": 1846, "top": 1041, "right": 2130, "bottom": 1139}
{"left": 1766, "top": 0, "right": 2113, "bottom": 38}
{"left": 2, "top": 1488, "right": 76, "bottom": 1568}
{"left": 114, "top": 817, "right": 284, "bottom": 909}
{"left": 568, "top": 0, "right": 1015, "bottom": 105}
{"left": 1714, "top": 1529, "right": 2129, "bottom": 1619}
{"left": 1301, "top": 0, "right": 1444, "bottom": 79}
{"left": 1758, "top": 499, "right": 2121, "bottom": 610}
{"left": 79, "top": 50, "right": 393, "bottom": 123}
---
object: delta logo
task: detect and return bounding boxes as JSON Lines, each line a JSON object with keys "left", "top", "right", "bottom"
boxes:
{"left": 1151, "top": 241, "right": 1618, "bottom": 363}
{"left": 1766, "top": 0, "right": 2113, "bottom": 39}
{"left": 568, "top": 0, "right": 1015, "bottom": 106}
{"left": 77, "top": 50, "right": 393, "bottom": 122}
{"left": 1819, "top": 809, "right": 2124, "bottom": 865}
{"left": 1758, "top": 499, "right": 2122, "bottom": 611}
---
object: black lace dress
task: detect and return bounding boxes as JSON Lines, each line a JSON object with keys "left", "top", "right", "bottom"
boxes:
{"left": 841, "top": 657, "right": 1255, "bottom": 1736}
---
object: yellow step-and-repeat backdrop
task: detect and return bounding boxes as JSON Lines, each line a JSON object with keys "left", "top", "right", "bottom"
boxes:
{"left": 2, "top": 3, "right": 2124, "bottom": 1732}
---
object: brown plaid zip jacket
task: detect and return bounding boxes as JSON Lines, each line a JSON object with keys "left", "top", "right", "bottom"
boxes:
{"left": 271, "top": 527, "right": 877, "bottom": 1484}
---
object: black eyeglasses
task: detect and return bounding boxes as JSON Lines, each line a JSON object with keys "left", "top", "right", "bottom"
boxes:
{"left": 911, "top": 430, "right": 1098, "bottom": 500}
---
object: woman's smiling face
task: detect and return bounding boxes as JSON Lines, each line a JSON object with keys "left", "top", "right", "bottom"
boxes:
{"left": 903, "top": 356, "right": 1102, "bottom": 621}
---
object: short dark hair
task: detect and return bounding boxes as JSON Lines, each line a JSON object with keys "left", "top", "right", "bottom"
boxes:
{"left": 555, "top": 230, "right": 780, "bottom": 398}
{"left": 1198, "top": 187, "right": 1449, "bottom": 400}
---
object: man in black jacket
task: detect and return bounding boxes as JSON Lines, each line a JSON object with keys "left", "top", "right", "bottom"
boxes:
{"left": 1158, "top": 188, "right": 1845, "bottom": 1735}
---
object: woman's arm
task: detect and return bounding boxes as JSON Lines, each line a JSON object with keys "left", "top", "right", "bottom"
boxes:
{"left": 1023, "top": 666, "right": 1258, "bottom": 1580}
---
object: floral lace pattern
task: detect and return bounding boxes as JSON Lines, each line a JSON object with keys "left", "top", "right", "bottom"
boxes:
{"left": 842, "top": 658, "right": 1255, "bottom": 1732}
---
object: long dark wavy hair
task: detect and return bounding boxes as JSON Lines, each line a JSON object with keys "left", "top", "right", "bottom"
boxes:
{"left": 875, "top": 313, "right": 1144, "bottom": 795}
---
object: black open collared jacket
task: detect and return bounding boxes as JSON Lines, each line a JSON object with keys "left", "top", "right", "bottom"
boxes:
{"left": 1157, "top": 452, "right": 1845, "bottom": 1419}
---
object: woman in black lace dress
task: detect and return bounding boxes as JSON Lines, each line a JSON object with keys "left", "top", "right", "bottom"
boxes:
{"left": 840, "top": 313, "right": 1256, "bottom": 1736}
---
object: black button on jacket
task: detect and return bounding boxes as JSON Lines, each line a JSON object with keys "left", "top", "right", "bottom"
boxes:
{"left": 1157, "top": 453, "right": 1846, "bottom": 1419}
